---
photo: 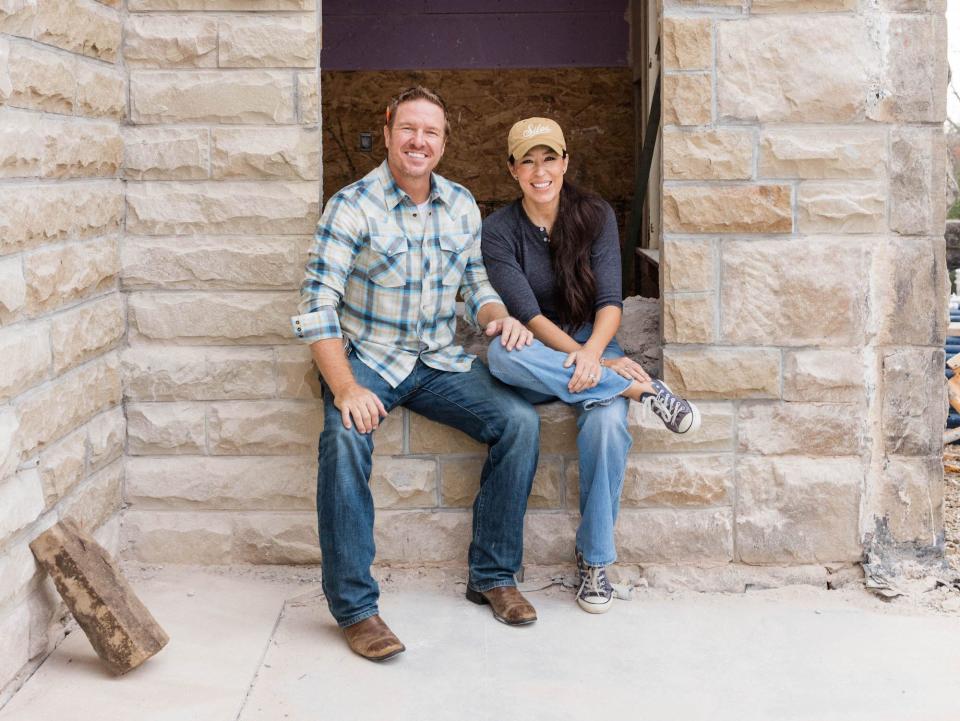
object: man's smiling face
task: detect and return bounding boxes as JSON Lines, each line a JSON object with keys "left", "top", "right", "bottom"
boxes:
{"left": 383, "top": 98, "right": 446, "bottom": 184}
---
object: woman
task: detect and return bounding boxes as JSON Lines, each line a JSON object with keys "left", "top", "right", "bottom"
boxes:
{"left": 481, "top": 117, "right": 700, "bottom": 614}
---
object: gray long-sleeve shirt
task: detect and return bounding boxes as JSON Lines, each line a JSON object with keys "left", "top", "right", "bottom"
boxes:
{"left": 481, "top": 199, "right": 623, "bottom": 329}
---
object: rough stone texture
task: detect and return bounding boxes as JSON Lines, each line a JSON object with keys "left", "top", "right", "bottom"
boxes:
{"left": 211, "top": 127, "right": 320, "bottom": 180}
{"left": 629, "top": 401, "right": 735, "bottom": 453}
{"left": 0, "top": 256, "right": 26, "bottom": 319}
{"left": 889, "top": 127, "right": 947, "bottom": 236}
{"left": 662, "top": 293, "right": 715, "bottom": 344}
{"left": 758, "top": 127, "right": 886, "bottom": 179}
{"left": 0, "top": 0, "right": 37, "bottom": 37}
{"left": 521, "top": 512, "right": 580, "bottom": 564}
{"left": 0, "top": 323, "right": 49, "bottom": 401}
{"left": 75, "top": 61, "right": 125, "bottom": 120}
{"left": 218, "top": 15, "right": 316, "bottom": 68}
{"left": 121, "top": 511, "right": 234, "bottom": 564}
{"left": 0, "top": 604, "right": 31, "bottom": 691}
{"left": 662, "top": 74, "right": 712, "bottom": 126}
{"left": 275, "top": 345, "right": 322, "bottom": 400}
{"left": 370, "top": 457, "right": 437, "bottom": 509}
{"left": 6, "top": 42, "right": 75, "bottom": 114}
{"left": 618, "top": 296, "right": 662, "bottom": 375}
{"left": 0, "top": 469, "right": 45, "bottom": 545}
{"left": 783, "top": 350, "right": 865, "bottom": 403}
{"left": 717, "top": 16, "right": 877, "bottom": 122}
{"left": 298, "top": 71, "right": 318, "bottom": 124}
{"left": 123, "top": 127, "right": 209, "bottom": 181}
{"left": 125, "top": 181, "right": 318, "bottom": 235}
{"left": 0, "top": 543, "right": 38, "bottom": 611}
{"left": 662, "top": 17, "right": 712, "bottom": 70}
{"left": 0, "top": 112, "right": 44, "bottom": 178}
{"left": 130, "top": 71, "right": 296, "bottom": 124}
{"left": 751, "top": 0, "right": 856, "bottom": 9}
{"left": 34, "top": 0, "right": 121, "bottom": 62}
{"left": 50, "top": 294, "right": 124, "bottom": 373}
{"left": 663, "top": 185, "right": 792, "bottom": 234}
{"left": 25, "top": 236, "right": 120, "bottom": 314}
{"left": 441, "top": 456, "right": 562, "bottom": 510}
{"left": 797, "top": 181, "right": 886, "bottom": 234}
{"left": 37, "top": 430, "right": 85, "bottom": 508}
{"left": 881, "top": 348, "right": 946, "bottom": 457}
{"left": 207, "top": 401, "right": 322, "bottom": 455}
{"left": 29, "top": 519, "right": 169, "bottom": 675}
{"left": 720, "top": 239, "right": 869, "bottom": 346}
{"left": 121, "top": 346, "right": 276, "bottom": 401}
{"left": 232, "top": 513, "right": 318, "bottom": 564}
{"left": 372, "top": 412, "right": 404, "bottom": 456}
{"left": 663, "top": 128, "right": 753, "bottom": 180}
{"left": 374, "top": 510, "right": 471, "bottom": 565}
{"left": 736, "top": 456, "right": 863, "bottom": 563}
{"left": 123, "top": 14, "right": 217, "bottom": 68}
{"left": 737, "top": 403, "right": 866, "bottom": 456}
{"left": 126, "top": 402, "right": 206, "bottom": 455}
{"left": 86, "top": 407, "right": 124, "bottom": 472}
{"left": 662, "top": 348, "right": 781, "bottom": 400}
{"left": 662, "top": 239, "right": 714, "bottom": 293}
{"left": 409, "top": 413, "right": 484, "bottom": 454}
{"left": 127, "top": 291, "right": 297, "bottom": 345}
{"left": 61, "top": 459, "right": 123, "bottom": 532}
{"left": 126, "top": 456, "right": 313, "bottom": 510}
{"left": 44, "top": 119, "right": 123, "bottom": 179}
{"left": 536, "top": 403, "right": 578, "bottom": 453}
{"left": 641, "top": 564, "right": 849, "bottom": 593}
{"left": 615, "top": 509, "right": 734, "bottom": 564}
{"left": 121, "top": 236, "right": 306, "bottom": 289}
{"left": 869, "top": 456, "right": 942, "bottom": 546}
{"left": 0, "top": 407, "right": 20, "bottom": 480}
{"left": 129, "top": 0, "right": 314, "bottom": 8}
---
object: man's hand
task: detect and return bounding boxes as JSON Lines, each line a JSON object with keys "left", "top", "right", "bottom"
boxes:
{"left": 484, "top": 316, "right": 534, "bottom": 351}
{"left": 333, "top": 381, "right": 387, "bottom": 433}
{"left": 564, "top": 348, "right": 602, "bottom": 393}
{"left": 603, "top": 356, "right": 651, "bottom": 384}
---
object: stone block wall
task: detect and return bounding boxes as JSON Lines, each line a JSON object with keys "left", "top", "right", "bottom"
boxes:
{"left": 660, "top": 0, "right": 949, "bottom": 567}
{"left": 0, "top": 0, "right": 126, "bottom": 699}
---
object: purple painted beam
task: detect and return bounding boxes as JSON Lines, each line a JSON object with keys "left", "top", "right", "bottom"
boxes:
{"left": 324, "top": 0, "right": 626, "bottom": 15}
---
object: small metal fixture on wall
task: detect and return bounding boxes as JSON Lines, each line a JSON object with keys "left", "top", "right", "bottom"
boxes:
{"left": 358, "top": 132, "right": 374, "bottom": 152}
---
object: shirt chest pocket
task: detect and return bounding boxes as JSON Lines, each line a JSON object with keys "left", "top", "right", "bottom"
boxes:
{"left": 366, "top": 233, "right": 409, "bottom": 287}
{"left": 437, "top": 233, "right": 473, "bottom": 287}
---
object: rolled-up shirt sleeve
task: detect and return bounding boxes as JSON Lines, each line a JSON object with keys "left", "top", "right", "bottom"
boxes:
{"left": 459, "top": 204, "right": 503, "bottom": 327}
{"left": 291, "top": 194, "right": 363, "bottom": 343}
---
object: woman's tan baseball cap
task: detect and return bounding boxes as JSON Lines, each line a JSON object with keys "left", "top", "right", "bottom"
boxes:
{"left": 507, "top": 117, "right": 566, "bottom": 161}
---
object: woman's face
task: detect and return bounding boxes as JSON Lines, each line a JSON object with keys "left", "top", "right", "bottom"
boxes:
{"left": 511, "top": 145, "right": 568, "bottom": 206}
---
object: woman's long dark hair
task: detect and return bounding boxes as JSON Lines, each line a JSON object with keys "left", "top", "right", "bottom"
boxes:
{"left": 549, "top": 182, "right": 607, "bottom": 329}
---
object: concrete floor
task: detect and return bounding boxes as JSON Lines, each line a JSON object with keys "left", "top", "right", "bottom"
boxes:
{"left": 2, "top": 566, "right": 960, "bottom": 721}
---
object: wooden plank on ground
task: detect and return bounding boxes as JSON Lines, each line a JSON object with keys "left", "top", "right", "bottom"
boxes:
{"left": 948, "top": 352, "right": 960, "bottom": 371}
{"left": 29, "top": 519, "right": 169, "bottom": 675}
{"left": 945, "top": 427, "right": 960, "bottom": 445}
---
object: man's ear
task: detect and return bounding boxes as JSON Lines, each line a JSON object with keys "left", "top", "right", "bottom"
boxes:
{"left": 383, "top": 125, "right": 390, "bottom": 149}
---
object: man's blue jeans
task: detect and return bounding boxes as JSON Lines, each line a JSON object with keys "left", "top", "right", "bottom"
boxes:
{"left": 318, "top": 352, "right": 539, "bottom": 628}
{"left": 487, "top": 329, "right": 633, "bottom": 567}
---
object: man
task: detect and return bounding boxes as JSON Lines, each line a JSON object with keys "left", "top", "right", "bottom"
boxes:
{"left": 291, "top": 86, "right": 541, "bottom": 662}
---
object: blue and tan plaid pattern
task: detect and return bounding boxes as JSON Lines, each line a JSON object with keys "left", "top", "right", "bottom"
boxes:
{"left": 292, "top": 161, "right": 503, "bottom": 388}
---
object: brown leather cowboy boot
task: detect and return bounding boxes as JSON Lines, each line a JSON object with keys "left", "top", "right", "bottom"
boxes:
{"left": 342, "top": 615, "right": 405, "bottom": 661}
{"left": 465, "top": 586, "right": 537, "bottom": 625}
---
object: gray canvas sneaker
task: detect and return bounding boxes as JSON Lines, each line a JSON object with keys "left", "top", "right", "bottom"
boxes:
{"left": 575, "top": 549, "right": 613, "bottom": 614}
{"left": 642, "top": 379, "right": 701, "bottom": 434}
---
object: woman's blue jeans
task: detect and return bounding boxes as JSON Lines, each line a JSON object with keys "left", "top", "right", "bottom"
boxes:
{"left": 317, "top": 353, "right": 539, "bottom": 627}
{"left": 487, "top": 329, "right": 633, "bottom": 567}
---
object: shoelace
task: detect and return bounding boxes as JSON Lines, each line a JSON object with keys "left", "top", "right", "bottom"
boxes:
{"left": 641, "top": 391, "right": 682, "bottom": 426}
{"left": 579, "top": 566, "right": 612, "bottom": 599}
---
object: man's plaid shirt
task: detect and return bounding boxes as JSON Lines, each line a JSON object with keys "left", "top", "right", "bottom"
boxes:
{"left": 291, "top": 161, "right": 503, "bottom": 388}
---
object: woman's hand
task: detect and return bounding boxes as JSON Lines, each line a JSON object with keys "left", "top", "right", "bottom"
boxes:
{"left": 603, "top": 356, "right": 651, "bottom": 384}
{"left": 564, "top": 348, "right": 603, "bottom": 393}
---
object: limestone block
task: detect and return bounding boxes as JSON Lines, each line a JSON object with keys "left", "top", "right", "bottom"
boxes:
{"left": 51, "top": 294, "right": 125, "bottom": 374}
{"left": 75, "top": 61, "right": 125, "bottom": 120}
{"left": 797, "top": 181, "right": 886, "bottom": 234}
{"left": 752, "top": 0, "right": 855, "bottom": 8}
{"left": 0, "top": 0, "right": 37, "bottom": 37}
{"left": 0, "top": 604, "right": 30, "bottom": 691}
{"left": 736, "top": 456, "right": 863, "bottom": 563}
{"left": 13, "top": 354, "right": 120, "bottom": 455}
{"left": 409, "top": 412, "right": 484, "bottom": 454}
{"left": 232, "top": 512, "right": 318, "bottom": 564}
{"left": 25, "top": 236, "right": 120, "bottom": 314}
{"left": 662, "top": 74, "right": 712, "bottom": 126}
{"left": 441, "top": 455, "right": 562, "bottom": 510}
{"left": 44, "top": 119, "right": 123, "bottom": 179}
{"left": 34, "top": 0, "right": 121, "bottom": 62}
{"left": 720, "top": 239, "right": 869, "bottom": 346}
{"left": 207, "top": 400, "right": 322, "bottom": 455}
{"left": 0, "top": 39, "right": 9, "bottom": 103}
{"left": 537, "top": 402, "right": 578, "bottom": 453}
{"left": 615, "top": 509, "right": 734, "bottom": 564}
{"left": 218, "top": 15, "right": 316, "bottom": 68}
{"left": 6, "top": 42, "right": 75, "bottom": 114}
{"left": 663, "top": 128, "right": 753, "bottom": 180}
{"left": 0, "top": 256, "right": 26, "bottom": 318}
{"left": 629, "top": 401, "right": 735, "bottom": 453}
{"left": 127, "top": 291, "right": 297, "bottom": 345}
{"left": 130, "top": 70, "right": 295, "bottom": 124}
{"left": 123, "top": 14, "right": 217, "bottom": 68}
{"left": 24, "top": 578, "right": 66, "bottom": 663}
{"left": 662, "top": 239, "right": 714, "bottom": 292}
{"left": 0, "top": 407, "right": 19, "bottom": 480}
{"left": 371, "top": 411, "right": 403, "bottom": 455}
{"left": 370, "top": 457, "right": 437, "bottom": 509}
{"left": 869, "top": 456, "right": 942, "bottom": 546}
{"left": 870, "top": 15, "right": 948, "bottom": 123}
{"left": 875, "top": 0, "right": 945, "bottom": 9}
{"left": 126, "top": 402, "right": 205, "bottom": 455}
{"left": 211, "top": 127, "right": 320, "bottom": 180}
{"left": 0, "top": 112, "right": 43, "bottom": 178}
{"left": 298, "top": 71, "right": 318, "bottom": 124}
{"left": 522, "top": 512, "right": 580, "bottom": 564}
{"left": 126, "top": 456, "right": 314, "bottom": 510}
{"left": 662, "top": 348, "right": 780, "bottom": 399}
{"left": 870, "top": 237, "right": 948, "bottom": 347}
{"left": 0, "top": 544, "right": 37, "bottom": 610}
{"left": 37, "top": 429, "right": 85, "bottom": 508}
{"left": 881, "top": 347, "right": 945, "bottom": 456}
{"left": 275, "top": 345, "right": 322, "bottom": 400}
{"left": 121, "top": 346, "right": 276, "bottom": 401}
{"left": 373, "top": 510, "right": 471, "bottom": 564}
{"left": 60, "top": 460, "right": 123, "bottom": 532}
{"left": 641, "top": 564, "right": 840, "bottom": 594}
{"left": 737, "top": 402, "right": 865, "bottom": 456}
{"left": 663, "top": 185, "right": 792, "bottom": 234}
{"left": 667, "top": 0, "right": 744, "bottom": 6}
{"left": 0, "top": 323, "right": 49, "bottom": 402}
{"left": 717, "top": 16, "right": 877, "bottom": 122}
{"left": 663, "top": 17, "right": 712, "bottom": 70}
{"left": 86, "top": 407, "right": 124, "bottom": 472}
{"left": 758, "top": 127, "right": 886, "bottom": 180}
{"left": 662, "top": 292, "right": 715, "bottom": 344}
{"left": 121, "top": 510, "right": 234, "bottom": 564}
{"left": 0, "top": 469, "right": 44, "bottom": 545}
{"left": 890, "top": 127, "right": 947, "bottom": 236}
{"left": 783, "top": 350, "right": 864, "bottom": 403}
{"left": 129, "top": 0, "right": 314, "bottom": 8}
{"left": 125, "top": 181, "right": 318, "bottom": 235}
{"left": 123, "top": 127, "right": 209, "bottom": 181}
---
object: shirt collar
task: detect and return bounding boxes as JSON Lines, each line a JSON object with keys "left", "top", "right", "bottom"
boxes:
{"left": 377, "top": 161, "right": 454, "bottom": 211}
